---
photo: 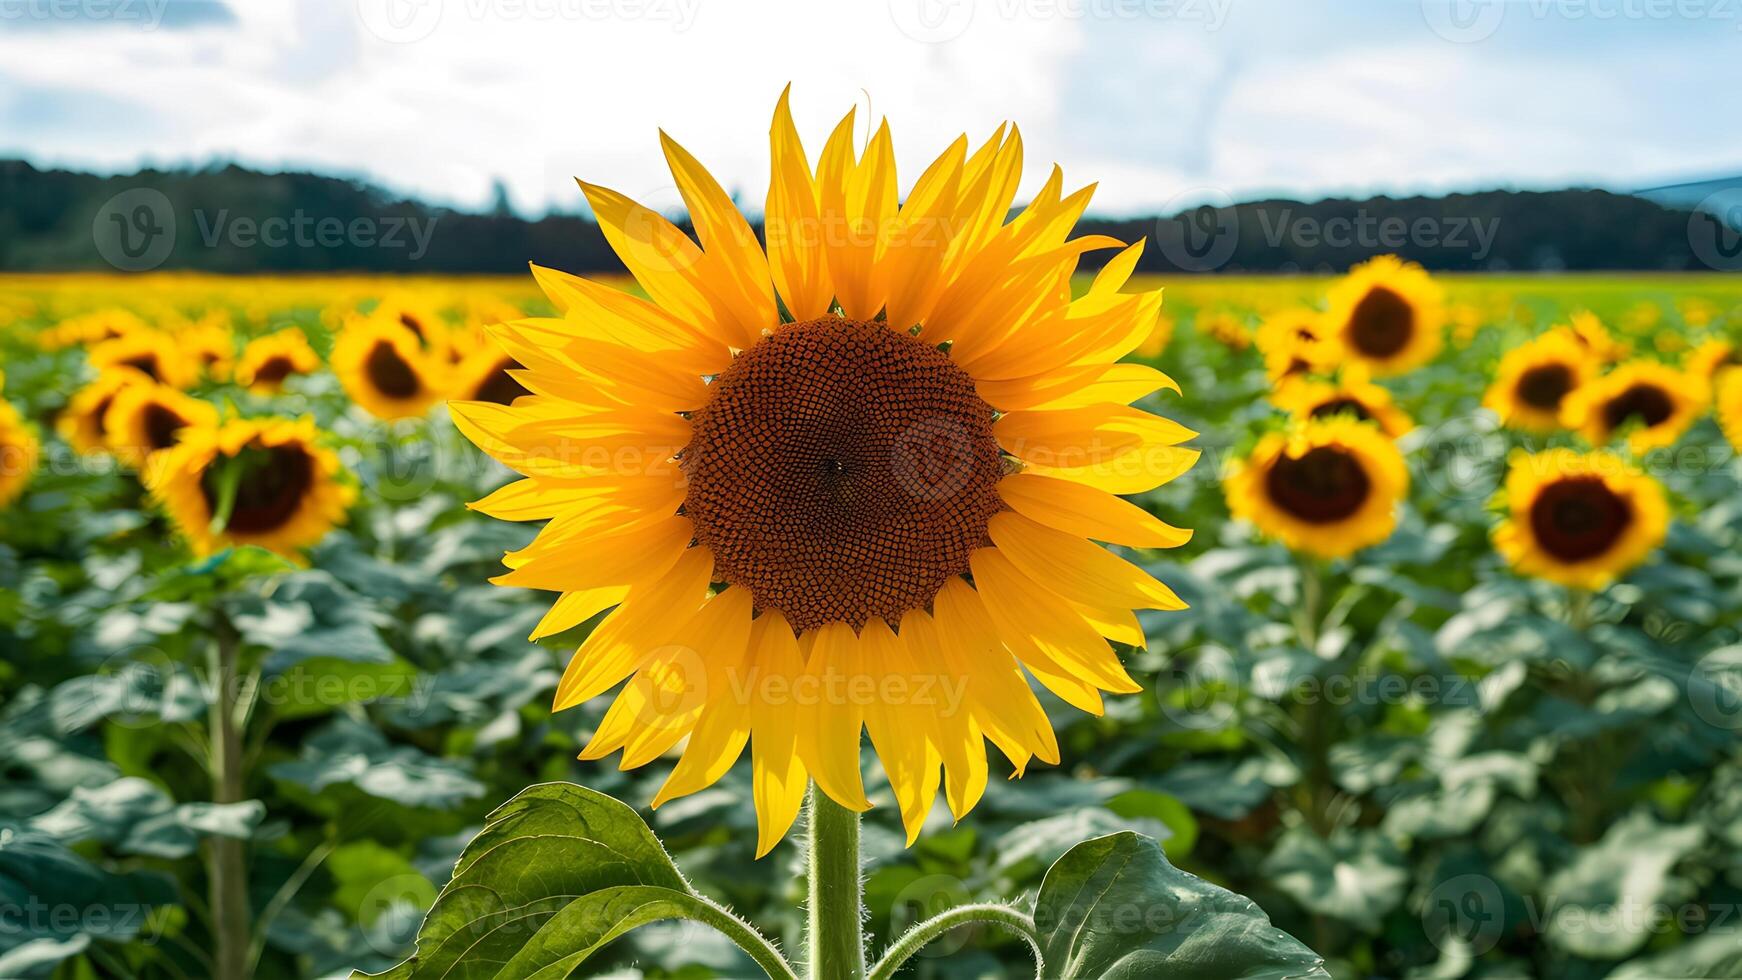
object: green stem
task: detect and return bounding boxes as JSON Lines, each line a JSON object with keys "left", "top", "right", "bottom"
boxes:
{"left": 207, "top": 612, "right": 250, "bottom": 980}
{"left": 806, "top": 787, "right": 865, "bottom": 980}
{"left": 689, "top": 897, "right": 801, "bottom": 980}
{"left": 207, "top": 454, "right": 244, "bottom": 534}
{"left": 868, "top": 903, "right": 1043, "bottom": 980}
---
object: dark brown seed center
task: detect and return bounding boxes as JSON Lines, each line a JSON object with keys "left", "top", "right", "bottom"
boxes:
{"left": 1265, "top": 445, "right": 1372, "bottom": 524}
{"left": 1529, "top": 476, "right": 1631, "bottom": 563}
{"left": 1310, "top": 397, "right": 1373, "bottom": 423}
{"left": 200, "top": 442, "right": 316, "bottom": 536}
{"left": 682, "top": 317, "right": 1006, "bottom": 633}
{"left": 142, "top": 403, "right": 188, "bottom": 450}
{"left": 473, "top": 358, "right": 530, "bottom": 406}
{"left": 1348, "top": 286, "right": 1415, "bottom": 358}
{"left": 253, "top": 356, "right": 297, "bottom": 386}
{"left": 365, "top": 341, "right": 422, "bottom": 399}
{"left": 1601, "top": 383, "right": 1674, "bottom": 432}
{"left": 1517, "top": 363, "right": 1574, "bottom": 411}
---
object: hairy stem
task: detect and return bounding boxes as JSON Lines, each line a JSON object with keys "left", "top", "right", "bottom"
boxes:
{"left": 805, "top": 788, "right": 865, "bottom": 980}
{"left": 868, "top": 903, "right": 1043, "bottom": 980}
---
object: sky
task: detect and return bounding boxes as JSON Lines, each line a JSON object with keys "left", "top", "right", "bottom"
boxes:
{"left": 0, "top": 0, "right": 1738, "bottom": 217}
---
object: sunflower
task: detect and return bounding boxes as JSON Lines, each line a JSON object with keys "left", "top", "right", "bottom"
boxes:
{"left": 1197, "top": 310, "right": 1251, "bottom": 351}
{"left": 1483, "top": 331, "right": 1596, "bottom": 433}
{"left": 1561, "top": 360, "right": 1705, "bottom": 454}
{"left": 59, "top": 370, "right": 152, "bottom": 455}
{"left": 1493, "top": 448, "right": 1668, "bottom": 589}
{"left": 1684, "top": 337, "right": 1739, "bottom": 390}
{"left": 1255, "top": 307, "right": 1337, "bottom": 384}
{"left": 332, "top": 318, "right": 446, "bottom": 419}
{"left": 1224, "top": 417, "right": 1408, "bottom": 559}
{"left": 1272, "top": 369, "right": 1413, "bottom": 438}
{"left": 87, "top": 330, "right": 198, "bottom": 389}
{"left": 0, "top": 401, "right": 39, "bottom": 508}
{"left": 451, "top": 91, "right": 1197, "bottom": 854}
{"left": 103, "top": 383, "right": 220, "bottom": 468}
{"left": 449, "top": 346, "right": 530, "bottom": 405}
{"left": 1322, "top": 255, "right": 1444, "bottom": 376}
{"left": 1718, "top": 372, "right": 1742, "bottom": 453}
{"left": 39, "top": 308, "right": 149, "bottom": 351}
{"left": 235, "top": 327, "right": 322, "bottom": 393}
{"left": 145, "top": 417, "right": 354, "bottom": 558}
{"left": 364, "top": 296, "right": 456, "bottom": 362}
{"left": 180, "top": 317, "right": 237, "bottom": 381}
{"left": 1548, "top": 310, "right": 1628, "bottom": 364}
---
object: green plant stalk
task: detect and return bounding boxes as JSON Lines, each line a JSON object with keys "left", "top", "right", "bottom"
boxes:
{"left": 208, "top": 612, "right": 250, "bottom": 980}
{"left": 868, "top": 903, "right": 1043, "bottom": 980}
{"left": 806, "top": 788, "right": 865, "bottom": 980}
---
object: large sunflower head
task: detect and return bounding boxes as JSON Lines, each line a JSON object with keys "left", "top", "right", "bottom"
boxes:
{"left": 235, "top": 327, "right": 322, "bottom": 393}
{"left": 1483, "top": 331, "right": 1597, "bottom": 433}
{"left": 1718, "top": 371, "right": 1742, "bottom": 453}
{"left": 1272, "top": 368, "right": 1413, "bottom": 438}
{"left": 1255, "top": 307, "right": 1337, "bottom": 384}
{"left": 452, "top": 90, "right": 1197, "bottom": 854}
{"left": 103, "top": 383, "right": 220, "bottom": 468}
{"left": 145, "top": 417, "right": 354, "bottom": 558}
{"left": 1493, "top": 448, "right": 1668, "bottom": 589}
{"left": 87, "top": 330, "right": 198, "bottom": 390}
{"left": 0, "top": 401, "right": 40, "bottom": 509}
{"left": 332, "top": 317, "right": 447, "bottom": 419}
{"left": 1561, "top": 360, "right": 1705, "bottom": 454}
{"left": 1224, "top": 417, "right": 1408, "bottom": 559}
{"left": 1323, "top": 255, "right": 1444, "bottom": 376}
{"left": 59, "top": 369, "right": 153, "bottom": 455}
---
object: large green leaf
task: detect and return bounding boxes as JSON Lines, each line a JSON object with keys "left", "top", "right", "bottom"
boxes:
{"left": 353, "top": 782, "right": 771, "bottom": 980}
{"left": 1033, "top": 832, "right": 1327, "bottom": 979}
{"left": 1260, "top": 827, "right": 1408, "bottom": 932}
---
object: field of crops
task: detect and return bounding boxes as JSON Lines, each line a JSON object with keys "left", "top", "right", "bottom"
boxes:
{"left": 3, "top": 266, "right": 1742, "bottom": 980}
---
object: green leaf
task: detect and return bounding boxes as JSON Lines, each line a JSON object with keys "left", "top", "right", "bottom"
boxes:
{"left": 268, "top": 716, "right": 484, "bottom": 809}
{"left": 1260, "top": 828, "right": 1407, "bottom": 932}
{"left": 1033, "top": 832, "right": 1327, "bottom": 980}
{"left": 354, "top": 783, "right": 781, "bottom": 980}
{"left": 1543, "top": 809, "right": 1705, "bottom": 959}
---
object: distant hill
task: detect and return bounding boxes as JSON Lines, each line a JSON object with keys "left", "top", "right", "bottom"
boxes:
{"left": 1, "top": 159, "right": 1732, "bottom": 275}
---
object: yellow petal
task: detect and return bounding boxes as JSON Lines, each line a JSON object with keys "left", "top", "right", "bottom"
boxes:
{"left": 552, "top": 546, "right": 714, "bottom": 711}
{"left": 987, "top": 511, "right": 1186, "bottom": 611}
{"left": 765, "top": 87, "right": 834, "bottom": 323}
{"left": 748, "top": 611, "right": 810, "bottom": 857}
{"left": 997, "top": 472, "right": 1191, "bottom": 549}
{"left": 660, "top": 130, "right": 777, "bottom": 348}
{"left": 860, "top": 618, "right": 942, "bottom": 844}
{"left": 531, "top": 586, "right": 628, "bottom": 640}
{"left": 931, "top": 578, "right": 1060, "bottom": 769}
{"left": 797, "top": 620, "right": 872, "bottom": 811}
{"left": 969, "top": 548, "right": 1141, "bottom": 703}
{"left": 899, "top": 609, "right": 988, "bottom": 821}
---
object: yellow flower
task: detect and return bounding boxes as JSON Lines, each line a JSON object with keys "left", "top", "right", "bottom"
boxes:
{"left": 1718, "top": 372, "right": 1742, "bottom": 452}
{"left": 1684, "top": 337, "right": 1739, "bottom": 389}
{"left": 0, "top": 401, "right": 40, "bottom": 508}
{"left": 1448, "top": 303, "right": 1485, "bottom": 346}
{"left": 449, "top": 347, "right": 529, "bottom": 405}
{"left": 1196, "top": 310, "right": 1251, "bottom": 351}
{"left": 87, "top": 330, "right": 199, "bottom": 390}
{"left": 145, "top": 417, "right": 354, "bottom": 558}
{"left": 1272, "top": 370, "right": 1413, "bottom": 438}
{"left": 39, "top": 309, "right": 149, "bottom": 351}
{"left": 332, "top": 317, "right": 447, "bottom": 419}
{"left": 1493, "top": 448, "right": 1668, "bottom": 589}
{"left": 59, "top": 370, "right": 153, "bottom": 455}
{"left": 235, "top": 327, "right": 322, "bottom": 393}
{"left": 1548, "top": 310, "right": 1628, "bottom": 364}
{"left": 1322, "top": 255, "right": 1444, "bottom": 376}
{"left": 103, "top": 383, "right": 220, "bottom": 468}
{"left": 1483, "top": 331, "right": 1597, "bottom": 433}
{"left": 1224, "top": 417, "right": 1408, "bottom": 559}
{"left": 178, "top": 314, "right": 237, "bottom": 381}
{"left": 1561, "top": 360, "right": 1705, "bottom": 454}
{"left": 365, "top": 295, "right": 457, "bottom": 363}
{"left": 1134, "top": 312, "right": 1174, "bottom": 360}
{"left": 453, "top": 92, "right": 1197, "bottom": 854}
{"left": 1255, "top": 307, "right": 1337, "bottom": 384}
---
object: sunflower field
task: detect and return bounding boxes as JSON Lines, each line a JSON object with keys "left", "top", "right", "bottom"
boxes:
{"left": 4, "top": 249, "right": 1742, "bottom": 980}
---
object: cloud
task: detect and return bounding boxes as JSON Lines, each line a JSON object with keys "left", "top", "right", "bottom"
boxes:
{"left": 0, "top": 0, "right": 1736, "bottom": 217}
